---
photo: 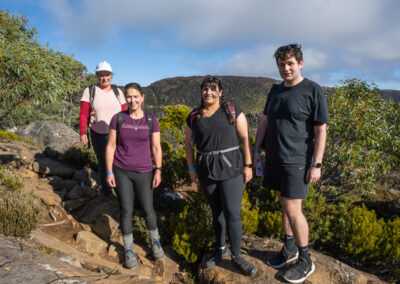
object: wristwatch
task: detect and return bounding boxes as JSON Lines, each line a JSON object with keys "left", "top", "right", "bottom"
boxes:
{"left": 312, "top": 163, "right": 322, "bottom": 168}
{"left": 244, "top": 164, "right": 253, "bottom": 168}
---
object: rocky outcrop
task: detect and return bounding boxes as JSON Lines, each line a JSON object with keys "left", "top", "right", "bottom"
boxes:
{"left": 16, "top": 120, "right": 79, "bottom": 156}
{"left": 199, "top": 237, "right": 385, "bottom": 284}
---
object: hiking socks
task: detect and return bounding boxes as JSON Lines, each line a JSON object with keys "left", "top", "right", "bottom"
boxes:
{"left": 298, "top": 245, "right": 312, "bottom": 263}
{"left": 284, "top": 234, "right": 296, "bottom": 251}
{"left": 123, "top": 233, "right": 134, "bottom": 250}
{"left": 149, "top": 228, "right": 160, "bottom": 242}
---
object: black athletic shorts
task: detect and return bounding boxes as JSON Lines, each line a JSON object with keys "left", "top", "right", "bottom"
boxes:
{"left": 262, "top": 163, "right": 310, "bottom": 199}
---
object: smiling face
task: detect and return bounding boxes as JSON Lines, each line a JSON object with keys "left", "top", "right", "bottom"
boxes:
{"left": 125, "top": 88, "right": 144, "bottom": 112}
{"left": 97, "top": 71, "right": 112, "bottom": 89}
{"left": 201, "top": 82, "right": 222, "bottom": 106}
{"left": 277, "top": 56, "right": 303, "bottom": 86}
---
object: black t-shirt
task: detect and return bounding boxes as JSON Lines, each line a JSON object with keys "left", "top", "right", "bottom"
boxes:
{"left": 263, "top": 78, "right": 329, "bottom": 165}
{"left": 186, "top": 104, "right": 244, "bottom": 181}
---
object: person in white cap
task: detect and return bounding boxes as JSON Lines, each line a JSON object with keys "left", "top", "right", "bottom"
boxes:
{"left": 79, "top": 61, "right": 127, "bottom": 198}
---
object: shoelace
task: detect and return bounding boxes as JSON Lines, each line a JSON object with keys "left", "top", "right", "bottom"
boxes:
{"left": 153, "top": 240, "right": 161, "bottom": 248}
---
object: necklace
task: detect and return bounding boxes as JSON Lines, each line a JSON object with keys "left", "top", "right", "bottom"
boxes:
{"left": 132, "top": 117, "right": 141, "bottom": 131}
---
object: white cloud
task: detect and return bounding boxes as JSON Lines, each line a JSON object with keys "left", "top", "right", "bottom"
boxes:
{"left": 39, "top": 0, "right": 400, "bottom": 88}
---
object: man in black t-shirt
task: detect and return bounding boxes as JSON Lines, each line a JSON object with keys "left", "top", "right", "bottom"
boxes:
{"left": 253, "top": 44, "right": 329, "bottom": 283}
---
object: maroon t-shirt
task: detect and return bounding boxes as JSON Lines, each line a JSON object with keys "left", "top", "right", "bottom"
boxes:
{"left": 109, "top": 112, "right": 160, "bottom": 173}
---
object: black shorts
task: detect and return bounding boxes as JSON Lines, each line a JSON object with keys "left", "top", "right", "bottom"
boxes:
{"left": 262, "top": 163, "right": 310, "bottom": 199}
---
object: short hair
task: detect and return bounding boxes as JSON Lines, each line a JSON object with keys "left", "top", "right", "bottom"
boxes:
{"left": 274, "top": 44, "right": 303, "bottom": 64}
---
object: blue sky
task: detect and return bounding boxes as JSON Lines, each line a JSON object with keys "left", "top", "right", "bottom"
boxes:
{"left": 2, "top": 0, "right": 400, "bottom": 90}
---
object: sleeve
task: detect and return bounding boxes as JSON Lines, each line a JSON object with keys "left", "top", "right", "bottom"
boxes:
{"left": 152, "top": 114, "right": 160, "bottom": 132}
{"left": 313, "top": 86, "right": 330, "bottom": 125}
{"left": 118, "top": 88, "right": 126, "bottom": 104}
{"left": 80, "top": 87, "right": 90, "bottom": 102}
{"left": 109, "top": 113, "right": 118, "bottom": 130}
{"left": 263, "top": 84, "right": 278, "bottom": 115}
{"left": 79, "top": 101, "right": 91, "bottom": 135}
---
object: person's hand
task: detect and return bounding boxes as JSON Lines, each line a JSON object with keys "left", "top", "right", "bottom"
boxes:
{"left": 243, "top": 166, "right": 253, "bottom": 184}
{"left": 106, "top": 173, "right": 116, "bottom": 188}
{"left": 80, "top": 134, "right": 88, "bottom": 146}
{"left": 306, "top": 167, "right": 321, "bottom": 184}
{"left": 253, "top": 152, "right": 262, "bottom": 164}
{"left": 189, "top": 170, "right": 200, "bottom": 185}
{"left": 152, "top": 170, "right": 162, "bottom": 188}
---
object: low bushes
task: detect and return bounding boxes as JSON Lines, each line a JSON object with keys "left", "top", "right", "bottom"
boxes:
{"left": 0, "top": 167, "right": 42, "bottom": 238}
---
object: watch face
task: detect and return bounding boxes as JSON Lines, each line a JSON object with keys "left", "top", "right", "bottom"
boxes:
{"left": 314, "top": 163, "right": 322, "bottom": 168}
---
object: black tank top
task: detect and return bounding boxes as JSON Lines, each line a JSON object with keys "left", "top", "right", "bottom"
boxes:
{"left": 186, "top": 104, "right": 244, "bottom": 181}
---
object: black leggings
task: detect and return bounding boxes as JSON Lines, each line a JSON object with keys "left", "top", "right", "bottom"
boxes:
{"left": 113, "top": 166, "right": 157, "bottom": 235}
{"left": 200, "top": 175, "right": 244, "bottom": 257}
{"left": 90, "top": 130, "right": 111, "bottom": 193}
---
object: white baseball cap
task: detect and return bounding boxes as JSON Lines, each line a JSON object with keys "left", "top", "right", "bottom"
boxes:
{"left": 96, "top": 61, "right": 113, "bottom": 73}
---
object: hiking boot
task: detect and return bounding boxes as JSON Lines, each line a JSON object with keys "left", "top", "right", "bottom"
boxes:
{"left": 232, "top": 255, "right": 257, "bottom": 276}
{"left": 152, "top": 239, "right": 164, "bottom": 260}
{"left": 267, "top": 245, "right": 299, "bottom": 269}
{"left": 282, "top": 256, "right": 315, "bottom": 283}
{"left": 125, "top": 248, "right": 138, "bottom": 269}
{"left": 205, "top": 246, "right": 231, "bottom": 268}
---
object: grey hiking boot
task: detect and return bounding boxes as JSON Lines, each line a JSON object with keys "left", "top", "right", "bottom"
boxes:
{"left": 267, "top": 245, "right": 299, "bottom": 269}
{"left": 282, "top": 256, "right": 315, "bottom": 283}
{"left": 232, "top": 255, "right": 257, "bottom": 276}
{"left": 125, "top": 248, "right": 138, "bottom": 269}
{"left": 152, "top": 239, "right": 164, "bottom": 260}
{"left": 205, "top": 246, "right": 231, "bottom": 268}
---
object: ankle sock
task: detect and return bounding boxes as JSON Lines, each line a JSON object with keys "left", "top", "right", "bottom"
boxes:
{"left": 298, "top": 245, "right": 311, "bottom": 263}
{"left": 284, "top": 235, "right": 296, "bottom": 251}
{"left": 149, "top": 228, "right": 160, "bottom": 242}
{"left": 123, "top": 233, "right": 134, "bottom": 250}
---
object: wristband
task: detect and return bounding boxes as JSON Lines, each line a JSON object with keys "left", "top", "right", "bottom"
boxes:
{"left": 106, "top": 171, "right": 114, "bottom": 175}
{"left": 155, "top": 167, "right": 162, "bottom": 172}
{"left": 188, "top": 166, "right": 195, "bottom": 171}
{"left": 244, "top": 164, "right": 253, "bottom": 168}
{"left": 252, "top": 149, "right": 259, "bottom": 153}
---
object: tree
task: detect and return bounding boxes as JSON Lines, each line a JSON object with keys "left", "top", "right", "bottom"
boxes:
{"left": 0, "top": 9, "right": 87, "bottom": 128}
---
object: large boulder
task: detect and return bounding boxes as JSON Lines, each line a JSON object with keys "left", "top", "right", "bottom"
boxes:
{"left": 16, "top": 121, "right": 79, "bottom": 155}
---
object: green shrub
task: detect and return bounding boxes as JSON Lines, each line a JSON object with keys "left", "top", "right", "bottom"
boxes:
{"left": 241, "top": 189, "right": 259, "bottom": 235}
{"left": 63, "top": 145, "right": 97, "bottom": 170}
{"left": 0, "top": 167, "right": 24, "bottom": 192}
{"left": 382, "top": 217, "right": 400, "bottom": 265}
{"left": 324, "top": 79, "right": 400, "bottom": 194}
{"left": 0, "top": 130, "right": 34, "bottom": 145}
{"left": 0, "top": 168, "right": 42, "bottom": 238}
{"left": 169, "top": 190, "right": 213, "bottom": 263}
{"left": 342, "top": 204, "right": 385, "bottom": 261}
{"left": 258, "top": 210, "right": 284, "bottom": 239}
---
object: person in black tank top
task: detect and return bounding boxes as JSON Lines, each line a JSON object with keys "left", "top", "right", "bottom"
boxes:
{"left": 184, "top": 76, "right": 257, "bottom": 276}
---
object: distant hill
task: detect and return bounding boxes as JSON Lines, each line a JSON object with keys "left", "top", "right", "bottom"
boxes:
{"left": 142, "top": 76, "right": 280, "bottom": 114}
{"left": 379, "top": 89, "right": 400, "bottom": 102}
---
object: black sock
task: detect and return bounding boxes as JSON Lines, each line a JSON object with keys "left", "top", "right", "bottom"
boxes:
{"left": 284, "top": 235, "right": 296, "bottom": 251}
{"left": 298, "top": 245, "right": 312, "bottom": 263}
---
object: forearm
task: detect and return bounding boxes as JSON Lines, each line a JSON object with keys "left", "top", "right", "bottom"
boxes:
{"left": 240, "top": 135, "right": 252, "bottom": 164}
{"left": 254, "top": 115, "right": 267, "bottom": 149}
{"left": 105, "top": 144, "right": 116, "bottom": 172}
{"left": 313, "top": 124, "right": 327, "bottom": 163}
{"left": 152, "top": 146, "right": 162, "bottom": 168}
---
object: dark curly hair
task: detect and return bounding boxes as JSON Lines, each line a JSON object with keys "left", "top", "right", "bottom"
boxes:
{"left": 194, "top": 76, "right": 235, "bottom": 125}
{"left": 274, "top": 43, "right": 303, "bottom": 64}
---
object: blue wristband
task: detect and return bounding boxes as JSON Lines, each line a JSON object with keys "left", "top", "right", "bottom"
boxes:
{"left": 253, "top": 149, "right": 259, "bottom": 153}
{"left": 106, "top": 171, "right": 114, "bottom": 175}
{"left": 188, "top": 166, "right": 195, "bottom": 171}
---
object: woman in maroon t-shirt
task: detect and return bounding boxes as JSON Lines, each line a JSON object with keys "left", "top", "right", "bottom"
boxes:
{"left": 105, "top": 83, "right": 163, "bottom": 269}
